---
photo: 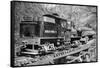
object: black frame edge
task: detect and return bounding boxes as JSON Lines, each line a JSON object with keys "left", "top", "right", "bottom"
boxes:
{"left": 11, "top": 1, "right": 15, "bottom": 67}
{"left": 11, "top": 1, "right": 97, "bottom": 7}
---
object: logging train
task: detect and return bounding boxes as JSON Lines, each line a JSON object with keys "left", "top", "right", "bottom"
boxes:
{"left": 18, "top": 13, "right": 70, "bottom": 55}
{"left": 16, "top": 13, "right": 95, "bottom": 57}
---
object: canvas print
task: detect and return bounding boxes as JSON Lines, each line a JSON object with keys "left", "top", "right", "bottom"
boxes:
{"left": 11, "top": 1, "right": 98, "bottom": 67}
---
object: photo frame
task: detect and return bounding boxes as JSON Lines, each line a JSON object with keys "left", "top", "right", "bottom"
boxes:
{"left": 11, "top": 1, "right": 98, "bottom": 67}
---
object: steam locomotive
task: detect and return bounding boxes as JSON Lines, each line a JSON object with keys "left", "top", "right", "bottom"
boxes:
{"left": 18, "top": 13, "right": 71, "bottom": 56}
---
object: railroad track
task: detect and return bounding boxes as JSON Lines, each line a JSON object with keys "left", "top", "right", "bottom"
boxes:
{"left": 27, "top": 39, "right": 95, "bottom": 65}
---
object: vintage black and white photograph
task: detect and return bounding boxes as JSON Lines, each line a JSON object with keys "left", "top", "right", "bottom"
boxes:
{"left": 11, "top": 1, "right": 98, "bottom": 67}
